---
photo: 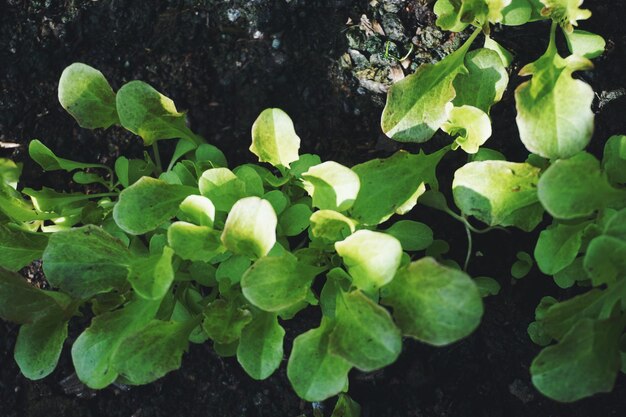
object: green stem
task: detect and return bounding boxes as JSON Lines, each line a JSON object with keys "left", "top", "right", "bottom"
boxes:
{"left": 152, "top": 142, "right": 163, "bottom": 174}
{"left": 463, "top": 223, "right": 472, "bottom": 272}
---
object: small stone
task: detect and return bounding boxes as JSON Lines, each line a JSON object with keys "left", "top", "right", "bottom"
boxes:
{"left": 227, "top": 8, "right": 241, "bottom": 22}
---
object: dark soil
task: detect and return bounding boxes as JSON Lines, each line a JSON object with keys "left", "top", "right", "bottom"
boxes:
{"left": 1, "top": 0, "right": 626, "bottom": 416}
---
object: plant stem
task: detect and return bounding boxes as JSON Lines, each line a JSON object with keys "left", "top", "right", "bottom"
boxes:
{"left": 152, "top": 142, "right": 163, "bottom": 174}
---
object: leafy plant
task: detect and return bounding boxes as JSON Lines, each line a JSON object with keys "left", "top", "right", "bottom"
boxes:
{"left": 0, "top": 63, "right": 488, "bottom": 412}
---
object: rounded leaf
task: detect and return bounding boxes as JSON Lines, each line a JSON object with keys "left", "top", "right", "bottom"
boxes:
{"left": 250, "top": 108, "right": 300, "bottom": 168}
{"left": 221, "top": 197, "right": 277, "bottom": 259}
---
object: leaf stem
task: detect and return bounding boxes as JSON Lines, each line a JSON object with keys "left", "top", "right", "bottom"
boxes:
{"left": 463, "top": 223, "right": 472, "bottom": 272}
{"left": 152, "top": 142, "right": 163, "bottom": 175}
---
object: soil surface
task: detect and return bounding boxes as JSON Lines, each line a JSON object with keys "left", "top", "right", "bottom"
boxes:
{"left": 1, "top": 0, "right": 626, "bottom": 416}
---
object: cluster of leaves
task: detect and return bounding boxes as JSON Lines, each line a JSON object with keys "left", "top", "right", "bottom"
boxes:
{"left": 379, "top": 0, "right": 625, "bottom": 403}
{"left": 0, "top": 62, "right": 488, "bottom": 414}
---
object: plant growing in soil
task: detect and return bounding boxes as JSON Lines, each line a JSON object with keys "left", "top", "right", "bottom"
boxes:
{"left": 378, "top": 0, "right": 625, "bottom": 403}
{"left": 0, "top": 62, "right": 487, "bottom": 413}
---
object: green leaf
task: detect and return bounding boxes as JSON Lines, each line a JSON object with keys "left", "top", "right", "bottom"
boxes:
{"left": 584, "top": 236, "right": 626, "bottom": 286}
{"left": 329, "top": 290, "right": 402, "bottom": 371}
{"left": 310, "top": 210, "right": 357, "bottom": 243}
{"left": 538, "top": 152, "right": 626, "bottom": 219}
{"left": 127, "top": 246, "right": 175, "bottom": 300}
{"left": 335, "top": 230, "right": 402, "bottom": 293}
{"left": 475, "top": 276, "right": 501, "bottom": 297}
{"left": 168, "top": 139, "right": 198, "bottom": 171}
{"left": 0, "top": 158, "right": 22, "bottom": 189}
{"left": 234, "top": 165, "right": 265, "bottom": 197}
{"left": 531, "top": 318, "right": 622, "bottom": 402}
{"left": 0, "top": 225, "right": 48, "bottom": 271}
{"left": 195, "top": 143, "right": 228, "bottom": 168}
{"left": 279, "top": 204, "right": 313, "bottom": 236}
{"left": 602, "top": 135, "right": 626, "bottom": 187}
{"left": 351, "top": 150, "right": 445, "bottom": 225}
{"left": 564, "top": 29, "right": 605, "bottom": 59}
{"left": 216, "top": 255, "right": 251, "bottom": 286}
{"left": 72, "top": 297, "right": 160, "bottom": 388}
{"left": 553, "top": 257, "right": 585, "bottom": 288}
{"left": 515, "top": 25, "right": 594, "bottom": 159}
{"left": 434, "top": 0, "right": 489, "bottom": 32}
{"left": 202, "top": 299, "right": 252, "bottom": 344}
{"left": 0, "top": 182, "right": 54, "bottom": 222}
{"left": 289, "top": 154, "right": 322, "bottom": 178}
{"left": 250, "top": 108, "right": 301, "bottom": 168}
{"left": 14, "top": 316, "right": 68, "bottom": 380}
{"left": 43, "top": 226, "right": 131, "bottom": 298}
{"left": 511, "top": 251, "right": 533, "bottom": 278}
{"left": 58, "top": 63, "right": 119, "bottom": 129}
{"left": 302, "top": 162, "right": 360, "bottom": 212}
{"left": 262, "top": 190, "right": 289, "bottom": 215}
{"left": 452, "top": 48, "right": 509, "bottom": 113}
{"left": 453, "top": 161, "right": 543, "bottom": 231}
{"left": 381, "top": 257, "right": 483, "bottom": 345}
{"left": 241, "top": 253, "right": 321, "bottom": 312}
{"left": 29, "top": 140, "right": 106, "bottom": 172}
{"left": 178, "top": 194, "right": 215, "bottom": 227}
{"left": 287, "top": 321, "right": 352, "bottom": 402}
{"left": 383, "top": 220, "right": 433, "bottom": 251}
{"left": 0, "top": 267, "right": 71, "bottom": 324}
{"left": 381, "top": 28, "right": 480, "bottom": 142}
{"left": 469, "top": 147, "right": 506, "bottom": 162}
{"left": 114, "top": 155, "right": 155, "bottom": 188}
{"left": 331, "top": 394, "right": 361, "bottom": 417}
{"left": 442, "top": 105, "right": 492, "bottom": 154}
{"left": 535, "top": 222, "right": 588, "bottom": 274}
{"left": 22, "top": 187, "right": 101, "bottom": 213}
{"left": 116, "top": 80, "right": 201, "bottom": 146}
{"left": 113, "top": 319, "right": 193, "bottom": 385}
{"left": 501, "top": 0, "right": 533, "bottom": 25}
{"left": 114, "top": 177, "right": 196, "bottom": 235}
{"left": 237, "top": 312, "right": 285, "bottom": 380}
{"left": 168, "top": 221, "right": 224, "bottom": 262}
{"left": 540, "top": 0, "right": 591, "bottom": 32}
{"left": 198, "top": 168, "right": 247, "bottom": 212}
{"left": 221, "top": 196, "right": 277, "bottom": 259}
{"left": 484, "top": 36, "right": 514, "bottom": 67}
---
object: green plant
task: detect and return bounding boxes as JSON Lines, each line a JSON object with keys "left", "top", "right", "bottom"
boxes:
{"left": 377, "top": 0, "right": 625, "bottom": 403}
{"left": 0, "top": 63, "right": 487, "bottom": 411}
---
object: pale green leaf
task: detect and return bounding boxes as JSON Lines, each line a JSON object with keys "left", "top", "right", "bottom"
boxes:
{"left": 310, "top": 210, "right": 357, "bottom": 243}
{"left": 127, "top": 246, "right": 175, "bottom": 300}
{"left": 453, "top": 48, "right": 509, "bottom": 113}
{"left": 178, "top": 194, "right": 215, "bottom": 227}
{"left": 442, "top": 105, "right": 492, "bottom": 154}
{"left": 116, "top": 81, "right": 201, "bottom": 146}
{"left": 198, "top": 168, "right": 246, "bottom": 212}
{"left": 381, "top": 29, "right": 480, "bottom": 142}
{"left": 501, "top": 0, "right": 533, "bottom": 25}
{"left": 453, "top": 160, "right": 544, "bottom": 231}
{"left": 302, "top": 161, "right": 360, "bottom": 212}
{"left": 335, "top": 230, "right": 402, "bottom": 293}
{"left": 515, "top": 28, "right": 594, "bottom": 159}
{"left": 58, "top": 63, "right": 118, "bottom": 129}
{"left": 540, "top": 0, "right": 591, "bottom": 31}
{"left": 565, "top": 29, "right": 605, "bottom": 59}
{"left": 250, "top": 108, "right": 301, "bottom": 168}
{"left": 484, "top": 36, "right": 514, "bottom": 67}
{"left": 221, "top": 196, "right": 277, "bottom": 259}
